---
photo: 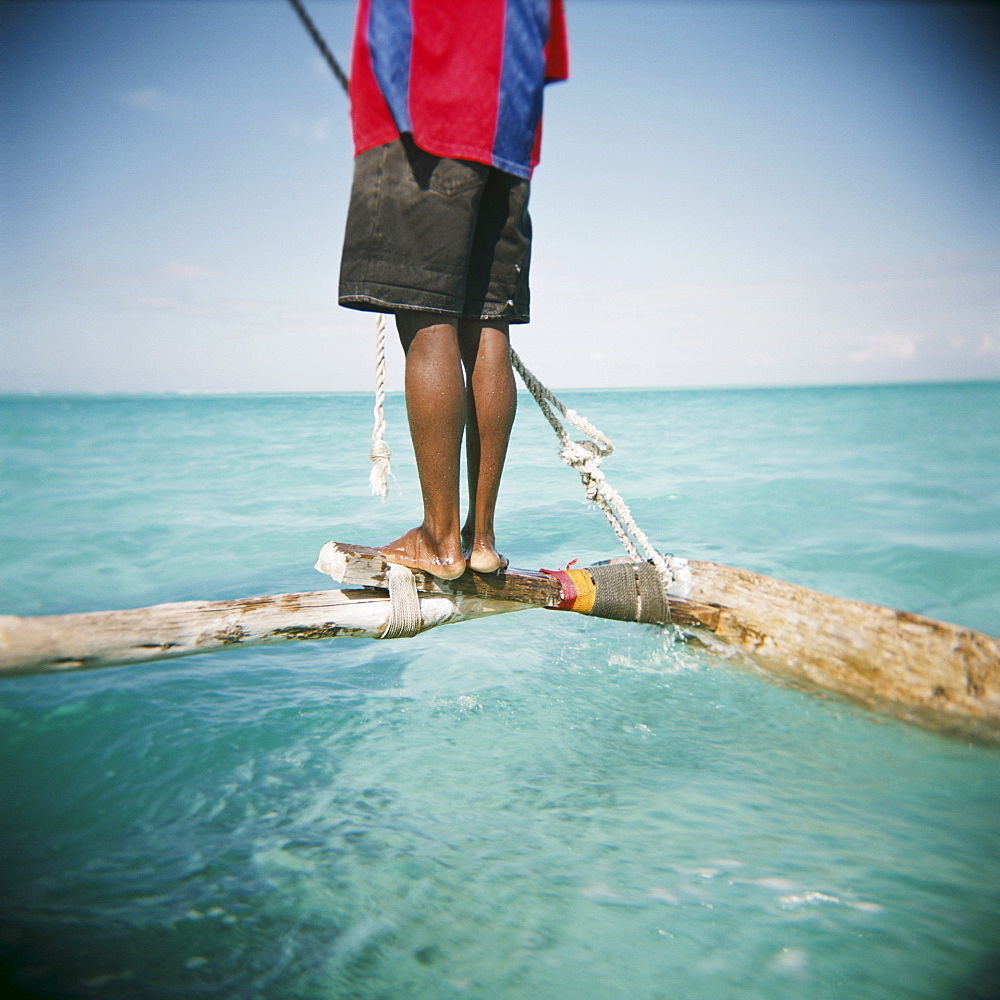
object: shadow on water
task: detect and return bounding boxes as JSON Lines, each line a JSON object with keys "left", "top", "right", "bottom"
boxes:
{"left": 951, "top": 953, "right": 1000, "bottom": 1000}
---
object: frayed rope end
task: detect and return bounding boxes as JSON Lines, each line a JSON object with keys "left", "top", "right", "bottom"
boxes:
{"left": 369, "top": 439, "right": 392, "bottom": 501}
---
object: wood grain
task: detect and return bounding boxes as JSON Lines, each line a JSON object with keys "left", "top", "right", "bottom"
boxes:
{"left": 0, "top": 587, "right": 533, "bottom": 677}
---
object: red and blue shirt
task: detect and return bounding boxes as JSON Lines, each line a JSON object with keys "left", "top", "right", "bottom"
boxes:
{"left": 349, "top": 0, "right": 569, "bottom": 179}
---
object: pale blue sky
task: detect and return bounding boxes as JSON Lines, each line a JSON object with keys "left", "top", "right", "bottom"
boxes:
{"left": 2, "top": 0, "right": 998, "bottom": 392}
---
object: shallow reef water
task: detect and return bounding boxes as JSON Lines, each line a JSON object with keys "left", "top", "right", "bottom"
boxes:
{"left": 1, "top": 384, "right": 998, "bottom": 999}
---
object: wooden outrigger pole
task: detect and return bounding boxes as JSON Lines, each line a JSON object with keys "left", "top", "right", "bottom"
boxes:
{"left": 1, "top": 541, "right": 998, "bottom": 743}
{"left": 316, "top": 543, "right": 1000, "bottom": 743}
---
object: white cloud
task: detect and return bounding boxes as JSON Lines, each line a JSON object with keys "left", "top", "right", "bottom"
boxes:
{"left": 529, "top": 248, "right": 1000, "bottom": 386}
{"left": 117, "top": 292, "right": 341, "bottom": 343}
{"left": 127, "top": 294, "right": 186, "bottom": 311}
{"left": 289, "top": 116, "right": 335, "bottom": 144}
{"left": 117, "top": 87, "right": 183, "bottom": 118}
{"left": 72, "top": 259, "right": 225, "bottom": 290}
{"left": 848, "top": 332, "right": 919, "bottom": 364}
{"left": 153, "top": 260, "right": 224, "bottom": 283}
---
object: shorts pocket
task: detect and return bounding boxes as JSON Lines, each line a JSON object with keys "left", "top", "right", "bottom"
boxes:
{"left": 427, "top": 156, "right": 488, "bottom": 198}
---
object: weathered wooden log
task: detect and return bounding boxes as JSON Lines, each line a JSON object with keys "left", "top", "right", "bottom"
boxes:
{"left": 314, "top": 542, "right": 723, "bottom": 630}
{"left": 0, "top": 587, "right": 534, "bottom": 678}
{"left": 316, "top": 542, "right": 1000, "bottom": 742}
{"left": 682, "top": 560, "right": 1000, "bottom": 742}
{"left": 2, "top": 540, "right": 997, "bottom": 743}
{"left": 316, "top": 541, "right": 563, "bottom": 603}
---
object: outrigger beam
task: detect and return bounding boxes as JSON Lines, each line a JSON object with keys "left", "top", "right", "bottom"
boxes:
{"left": 0, "top": 542, "right": 997, "bottom": 743}
{"left": 0, "top": 587, "right": 532, "bottom": 678}
{"left": 317, "top": 542, "right": 1000, "bottom": 743}
{"left": 313, "top": 542, "right": 720, "bottom": 630}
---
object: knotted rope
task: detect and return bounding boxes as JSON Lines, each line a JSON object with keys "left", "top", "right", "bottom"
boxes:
{"left": 366, "top": 315, "right": 673, "bottom": 588}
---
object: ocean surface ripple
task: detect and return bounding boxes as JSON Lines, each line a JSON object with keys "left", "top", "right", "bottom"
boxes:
{"left": 1, "top": 384, "right": 998, "bottom": 999}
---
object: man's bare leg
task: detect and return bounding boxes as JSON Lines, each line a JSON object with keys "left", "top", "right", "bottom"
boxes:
{"left": 459, "top": 321, "right": 516, "bottom": 573}
{"left": 379, "top": 312, "right": 467, "bottom": 580}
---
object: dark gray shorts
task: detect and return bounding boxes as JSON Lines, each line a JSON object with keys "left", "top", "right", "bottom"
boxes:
{"left": 338, "top": 137, "right": 532, "bottom": 324}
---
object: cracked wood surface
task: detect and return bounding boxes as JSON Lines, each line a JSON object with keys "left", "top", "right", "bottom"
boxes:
{"left": 683, "top": 559, "right": 1000, "bottom": 741}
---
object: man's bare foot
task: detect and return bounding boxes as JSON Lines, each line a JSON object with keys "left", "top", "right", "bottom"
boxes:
{"left": 379, "top": 527, "right": 466, "bottom": 581}
{"left": 461, "top": 528, "right": 508, "bottom": 574}
{"left": 467, "top": 545, "right": 508, "bottom": 573}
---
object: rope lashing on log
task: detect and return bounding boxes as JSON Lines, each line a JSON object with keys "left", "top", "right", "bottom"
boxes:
{"left": 542, "top": 561, "right": 596, "bottom": 614}
{"left": 379, "top": 553, "right": 677, "bottom": 634}
{"left": 316, "top": 543, "right": 696, "bottom": 629}
{"left": 380, "top": 563, "right": 423, "bottom": 638}
{"left": 543, "top": 559, "right": 674, "bottom": 625}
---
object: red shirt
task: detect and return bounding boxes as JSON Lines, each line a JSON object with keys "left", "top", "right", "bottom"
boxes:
{"left": 349, "top": 0, "right": 568, "bottom": 179}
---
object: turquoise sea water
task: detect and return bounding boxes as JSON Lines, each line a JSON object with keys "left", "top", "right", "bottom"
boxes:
{"left": 1, "top": 383, "right": 999, "bottom": 999}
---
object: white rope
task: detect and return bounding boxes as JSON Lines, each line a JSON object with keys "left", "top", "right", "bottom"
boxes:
{"left": 369, "top": 312, "right": 393, "bottom": 499}
{"left": 379, "top": 563, "right": 423, "bottom": 639}
{"left": 509, "top": 347, "right": 674, "bottom": 588}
